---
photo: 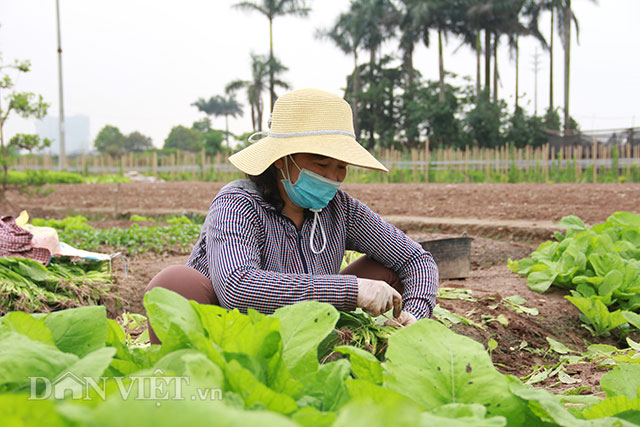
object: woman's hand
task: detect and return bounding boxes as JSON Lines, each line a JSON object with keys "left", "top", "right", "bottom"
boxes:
{"left": 356, "top": 278, "right": 402, "bottom": 317}
{"left": 385, "top": 311, "right": 417, "bottom": 327}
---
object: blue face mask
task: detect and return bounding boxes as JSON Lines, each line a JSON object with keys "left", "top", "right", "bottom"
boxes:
{"left": 280, "top": 156, "right": 342, "bottom": 254}
{"left": 280, "top": 156, "right": 342, "bottom": 212}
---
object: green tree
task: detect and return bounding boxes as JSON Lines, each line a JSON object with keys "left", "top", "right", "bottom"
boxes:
{"left": 348, "top": 56, "right": 402, "bottom": 150}
{"left": 123, "top": 131, "right": 153, "bottom": 153}
{"left": 94, "top": 125, "right": 125, "bottom": 157}
{"left": 192, "top": 117, "right": 213, "bottom": 134}
{"left": 404, "top": 0, "right": 457, "bottom": 102}
{"left": 226, "top": 54, "right": 289, "bottom": 132}
{"left": 318, "top": 11, "right": 366, "bottom": 137}
{"left": 164, "top": 125, "right": 204, "bottom": 152}
{"left": 233, "top": 0, "right": 311, "bottom": 111}
{"left": 190, "top": 119, "right": 225, "bottom": 156}
{"left": 414, "top": 79, "right": 466, "bottom": 149}
{"left": 464, "top": 89, "right": 507, "bottom": 148}
{"left": 202, "top": 129, "right": 225, "bottom": 156}
{"left": 192, "top": 95, "right": 243, "bottom": 149}
{"left": 0, "top": 56, "right": 50, "bottom": 195}
{"left": 348, "top": 0, "right": 398, "bottom": 148}
{"left": 543, "top": 106, "right": 561, "bottom": 132}
{"left": 540, "top": 0, "right": 597, "bottom": 132}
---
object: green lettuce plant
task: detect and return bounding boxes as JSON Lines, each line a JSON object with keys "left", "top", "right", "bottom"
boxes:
{"left": 509, "top": 212, "right": 640, "bottom": 335}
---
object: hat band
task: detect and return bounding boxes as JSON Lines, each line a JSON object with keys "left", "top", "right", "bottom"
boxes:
{"left": 270, "top": 129, "right": 355, "bottom": 138}
{"left": 248, "top": 129, "right": 355, "bottom": 143}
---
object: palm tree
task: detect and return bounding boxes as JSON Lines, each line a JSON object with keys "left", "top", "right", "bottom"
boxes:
{"left": 466, "top": 1, "right": 497, "bottom": 97}
{"left": 318, "top": 10, "right": 366, "bottom": 136}
{"left": 396, "top": 0, "right": 428, "bottom": 91}
{"left": 541, "top": 0, "right": 596, "bottom": 131}
{"left": 516, "top": 0, "right": 547, "bottom": 111}
{"left": 466, "top": 0, "right": 545, "bottom": 103}
{"left": 226, "top": 54, "right": 289, "bottom": 132}
{"left": 494, "top": 0, "right": 547, "bottom": 110}
{"left": 356, "top": 0, "right": 397, "bottom": 67}
{"left": 233, "top": 0, "right": 311, "bottom": 112}
{"left": 192, "top": 95, "right": 243, "bottom": 149}
{"left": 406, "top": 0, "right": 458, "bottom": 102}
{"left": 347, "top": 0, "right": 397, "bottom": 148}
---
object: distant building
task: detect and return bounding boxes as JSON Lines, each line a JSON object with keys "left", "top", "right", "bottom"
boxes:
{"left": 35, "top": 115, "right": 91, "bottom": 155}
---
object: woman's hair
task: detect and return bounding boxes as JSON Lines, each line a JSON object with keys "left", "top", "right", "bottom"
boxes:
{"left": 247, "top": 164, "right": 285, "bottom": 213}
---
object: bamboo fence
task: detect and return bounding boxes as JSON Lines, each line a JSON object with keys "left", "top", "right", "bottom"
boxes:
{"left": 12, "top": 142, "right": 640, "bottom": 183}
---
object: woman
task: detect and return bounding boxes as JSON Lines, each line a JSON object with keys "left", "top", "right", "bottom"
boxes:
{"left": 144, "top": 88, "right": 438, "bottom": 344}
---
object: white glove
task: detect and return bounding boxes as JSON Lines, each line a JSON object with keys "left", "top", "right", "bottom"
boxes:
{"left": 356, "top": 278, "right": 402, "bottom": 318}
{"left": 384, "top": 311, "right": 418, "bottom": 327}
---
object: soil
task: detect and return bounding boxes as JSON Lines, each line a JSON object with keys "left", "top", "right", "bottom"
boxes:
{"left": 5, "top": 182, "right": 639, "bottom": 224}
{"left": 4, "top": 182, "right": 639, "bottom": 392}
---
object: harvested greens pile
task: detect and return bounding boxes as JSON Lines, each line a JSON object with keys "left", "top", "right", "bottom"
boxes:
{"left": 0, "top": 257, "right": 112, "bottom": 314}
{"left": 319, "top": 311, "right": 397, "bottom": 362}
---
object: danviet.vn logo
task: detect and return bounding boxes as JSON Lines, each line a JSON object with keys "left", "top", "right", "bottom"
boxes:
{"left": 28, "top": 369, "right": 222, "bottom": 406}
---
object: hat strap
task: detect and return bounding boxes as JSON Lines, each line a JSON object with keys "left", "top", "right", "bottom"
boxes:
{"left": 248, "top": 131, "right": 269, "bottom": 143}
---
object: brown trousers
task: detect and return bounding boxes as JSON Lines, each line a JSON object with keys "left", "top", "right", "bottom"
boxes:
{"left": 143, "top": 255, "right": 403, "bottom": 344}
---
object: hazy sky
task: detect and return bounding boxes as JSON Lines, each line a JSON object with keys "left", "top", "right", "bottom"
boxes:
{"left": 3, "top": 0, "right": 639, "bottom": 149}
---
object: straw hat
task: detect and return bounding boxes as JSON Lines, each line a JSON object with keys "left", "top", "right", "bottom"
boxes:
{"left": 228, "top": 88, "right": 388, "bottom": 175}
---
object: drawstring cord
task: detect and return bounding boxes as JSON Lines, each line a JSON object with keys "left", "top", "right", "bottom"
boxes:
{"left": 309, "top": 210, "right": 327, "bottom": 255}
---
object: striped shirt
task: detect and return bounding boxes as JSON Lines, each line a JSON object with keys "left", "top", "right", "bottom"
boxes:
{"left": 187, "top": 180, "right": 438, "bottom": 319}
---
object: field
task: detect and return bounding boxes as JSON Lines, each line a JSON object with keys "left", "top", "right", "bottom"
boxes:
{"left": 2, "top": 182, "right": 640, "bottom": 424}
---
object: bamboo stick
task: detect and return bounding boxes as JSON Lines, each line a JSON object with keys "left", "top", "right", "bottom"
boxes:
{"left": 593, "top": 138, "right": 598, "bottom": 184}
{"left": 484, "top": 148, "right": 490, "bottom": 182}
{"left": 201, "top": 148, "right": 206, "bottom": 181}
{"left": 544, "top": 144, "right": 549, "bottom": 182}
{"left": 626, "top": 142, "right": 632, "bottom": 181}
{"left": 575, "top": 146, "right": 582, "bottom": 182}
{"left": 465, "top": 146, "right": 470, "bottom": 183}
{"left": 424, "top": 139, "right": 430, "bottom": 183}
{"left": 504, "top": 144, "right": 510, "bottom": 178}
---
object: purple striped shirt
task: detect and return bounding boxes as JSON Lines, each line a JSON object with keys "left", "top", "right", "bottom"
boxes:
{"left": 187, "top": 180, "right": 438, "bottom": 319}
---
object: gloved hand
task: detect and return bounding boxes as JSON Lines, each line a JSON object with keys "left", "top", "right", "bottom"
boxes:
{"left": 384, "top": 311, "right": 417, "bottom": 327}
{"left": 356, "top": 278, "right": 402, "bottom": 318}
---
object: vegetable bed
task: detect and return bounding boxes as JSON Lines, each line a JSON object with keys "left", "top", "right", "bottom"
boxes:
{"left": 1, "top": 289, "right": 639, "bottom": 426}
{"left": 510, "top": 212, "right": 640, "bottom": 337}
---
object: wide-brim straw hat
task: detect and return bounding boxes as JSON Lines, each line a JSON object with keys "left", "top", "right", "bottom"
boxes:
{"left": 229, "top": 88, "right": 388, "bottom": 175}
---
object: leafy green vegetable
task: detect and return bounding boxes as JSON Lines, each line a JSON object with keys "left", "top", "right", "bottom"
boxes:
{"left": 510, "top": 212, "right": 640, "bottom": 335}
{"left": 44, "top": 306, "right": 108, "bottom": 357}
{"left": 0, "top": 332, "right": 78, "bottom": 392}
{"left": 0, "top": 394, "right": 67, "bottom": 426}
{"left": 565, "top": 295, "right": 628, "bottom": 336}
{"left": 383, "top": 320, "right": 527, "bottom": 425}
{"left": 272, "top": 301, "right": 339, "bottom": 379}
{"left": 581, "top": 395, "right": 640, "bottom": 420}
{"left": 334, "top": 345, "right": 383, "bottom": 384}
{"left": 600, "top": 364, "right": 640, "bottom": 399}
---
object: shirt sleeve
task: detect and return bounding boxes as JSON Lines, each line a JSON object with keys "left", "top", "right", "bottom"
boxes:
{"left": 205, "top": 192, "right": 358, "bottom": 314}
{"left": 342, "top": 192, "right": 439, "bottom": 319}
